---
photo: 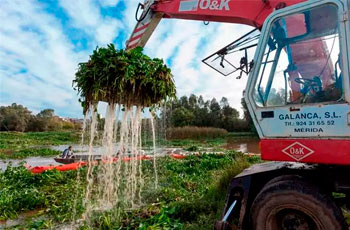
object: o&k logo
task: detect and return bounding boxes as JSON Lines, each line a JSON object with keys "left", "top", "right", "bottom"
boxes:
{"left": 179, "top": 0, "right": 231, "bottom": 12}
{"left": 282, "top": 142, "right": 314, "bottom": 161}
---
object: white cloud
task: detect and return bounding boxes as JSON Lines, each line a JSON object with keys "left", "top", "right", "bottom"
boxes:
{"left": 59, "top": 0, "right": 121, "bottom": 45}
{"left": 60, "top": 0, "right": 100, "bottom": 28}
{"left": 99, "top": 0, "right": 120, "bottom": 7}
{"left": 0, "top": 0, "right": 83, "bottom": 117}
{"left": 96, "top": 19, "right": 120, "bottom": 44}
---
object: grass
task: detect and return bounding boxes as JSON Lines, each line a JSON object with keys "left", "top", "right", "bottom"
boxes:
{"left": 0, "top": 131, "right": 80, "bottom": 149}
{"left": 0, "top": 148, "right": 60, "bottom": 159}
{"left": 0, "top": 152, "right": 257, "bottom": 229}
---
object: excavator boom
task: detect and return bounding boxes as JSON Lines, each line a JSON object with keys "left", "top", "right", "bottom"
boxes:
{"left": 126, "top": 0, "right": 305, "bottom": 50}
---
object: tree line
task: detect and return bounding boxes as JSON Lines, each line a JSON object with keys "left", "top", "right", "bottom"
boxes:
{"left": 162, "top": 94, "right": 255, "bottom": 132}
{"left": 1, "top": 96, "right": 256, "bottom": 133}
{"left": 0, "top": 103, "right": 80, "bottom": 132}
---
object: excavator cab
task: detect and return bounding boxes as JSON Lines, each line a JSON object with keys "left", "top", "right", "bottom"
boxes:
{"left": 126, "top": 0, "right": 350, "bottom": 228}
{"left": 245, "top": 0, "right": 350, "bottom": 165}
{"left": 257, "top": 4, "right": 341, "bottom": 105}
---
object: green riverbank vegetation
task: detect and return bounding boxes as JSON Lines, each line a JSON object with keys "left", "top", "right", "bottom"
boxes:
{"left": 0, "top": 152, "right": 259, "bottom": 229}
{"left": 0, "top": 132, "right": 80, "bottom": 159}
{"left": 0, "top": 129, "right": 257, "bottom": 159}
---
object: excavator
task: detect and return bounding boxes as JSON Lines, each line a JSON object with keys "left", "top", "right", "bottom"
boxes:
{"left": 126, "top": 0, "right": 350, "bottom": 229}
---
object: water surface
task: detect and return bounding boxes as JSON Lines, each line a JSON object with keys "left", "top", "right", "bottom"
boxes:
{"left": 0, "top": 138, "right": 260, "bottom": 170}
{"left": 225, "top": 138, "right": 260, "bottom": 154}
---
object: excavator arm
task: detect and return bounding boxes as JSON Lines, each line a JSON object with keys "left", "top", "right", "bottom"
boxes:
{"left": 126, "top": 0, "right": 306, "bottom": 50}
{"left": 126, "top": 0, "right": 334, "bottom": 97}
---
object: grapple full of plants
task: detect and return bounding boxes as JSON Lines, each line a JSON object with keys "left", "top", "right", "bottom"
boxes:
{"left": 73, "top": 44, "right": 176, "bottom": 113}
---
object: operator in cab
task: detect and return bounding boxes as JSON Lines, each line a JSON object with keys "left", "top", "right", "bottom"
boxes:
{"left": 61, "top": 146, "right": 73, "bottom": 158}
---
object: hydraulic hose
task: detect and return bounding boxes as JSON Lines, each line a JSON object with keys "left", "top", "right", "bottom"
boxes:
{"left": 135, "top": 2, "right": 151, "bottom": 22}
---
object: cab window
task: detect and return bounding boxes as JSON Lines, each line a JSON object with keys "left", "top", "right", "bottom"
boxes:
{"left": 254, "top": 4, "right": 343, "bottom": 107}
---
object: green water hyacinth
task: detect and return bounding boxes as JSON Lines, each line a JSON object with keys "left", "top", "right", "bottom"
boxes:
{"left": 73, "top": 44, "right": 176, "bottom": 113}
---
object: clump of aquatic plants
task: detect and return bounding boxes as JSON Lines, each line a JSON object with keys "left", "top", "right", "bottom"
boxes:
{"left": 73, "top": 44, "right": 176, "bottom": 113}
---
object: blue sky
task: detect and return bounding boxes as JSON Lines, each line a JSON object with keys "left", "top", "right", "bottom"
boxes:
{"left": 0, "top": 0, "right": 252, "bottom": 118}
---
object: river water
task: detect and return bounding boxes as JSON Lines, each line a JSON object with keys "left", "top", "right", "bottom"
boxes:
{"left": 0, "top": 138, "right": 260, "bottom": 171}
{"left": 226, "top": 138, "right": 260, "bottom": 154}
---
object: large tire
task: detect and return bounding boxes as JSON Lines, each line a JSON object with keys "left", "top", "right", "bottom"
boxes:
{"left": 250, "top": 180, "right": 348, "bottom": 230}
{"left": 264, "top": 174, "right": 304, "bottom": 187}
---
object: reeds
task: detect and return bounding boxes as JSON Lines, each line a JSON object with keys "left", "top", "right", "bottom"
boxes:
{"left": 166, "top": 126, "right": 228, "bottom": 139}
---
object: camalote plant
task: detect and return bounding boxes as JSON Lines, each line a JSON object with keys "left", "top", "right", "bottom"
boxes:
{"left": 73, "top": 44, "right": 176, "bottom": 113}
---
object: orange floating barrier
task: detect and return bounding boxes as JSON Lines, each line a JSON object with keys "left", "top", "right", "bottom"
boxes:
{"left": 170, "top": 153, "right": 187, "bottom": 159}
{"left": 28, "top": 162, "right": 87, "bottom": 174}
{"left": 30, "top": 165, "right": 55, "bottom": 174}
{"left": 54, "top": 162, "right": 87, "bottom": 171}
{"left": 122, "top": 155, "right": 153, "bottom": 162}
{"left": 141, "top": 155, "right": 152, "bottom": 160}
{"left": 27, "top": 155, "right": 153, "bottom": 174}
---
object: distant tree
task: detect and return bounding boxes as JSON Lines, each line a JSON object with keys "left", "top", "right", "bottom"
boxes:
{"left": 161, "top": 94, "right": 253, "bottom": 132}
{"left": 0, "top": 103, "right": 32, "bottom": 131}
{"left": 61, "top": 121, "right": 74, "bottom": 130}
{"left": 0, "top": 103, "right": 79, "bottom": 132}
{"left": 26, "top": 109, "right": 52, "bottom": 131}
{"left": 36, "top": 109, "right": 56, "bottom": 131}
{"left": 220, "top": 104, "right": 240, "bottom": 131}
{"left": 27, "top": 117, "right": 44, "bottom": 132}
{"left": 188, "top": 94, "right": 198, "bottom": 108}
{"left": 209, "top": 98, "right": 221, "bottom": 127}
{"left": 179, "top": 96, "right": 190, "bottom": 110}
{"left": 222, "top": 105, "right": 239, "bottom": 119}
{"left": 209, "top": 98, "right": 221, "bottom": 113}
{"left": 220, "top": 97, "right": 229, "bottom": 108}
{"left": 37, "top": 109, "right": 54, "bottom": 118}
{"left": 49, "top": 116, "right": 63, "bottom": 131}
{"left": 198, "top": 95, "right": 205, "bottom": 108}
{"left": 171, "top": 107, "right": 194, "bottom": 127}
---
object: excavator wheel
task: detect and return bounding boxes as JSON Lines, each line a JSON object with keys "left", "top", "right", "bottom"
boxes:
{"left": 263, "top": 174, "right": 305, "bottom": 187}
{"left": 250, "top": 179, "right": 348, "bottom": 230}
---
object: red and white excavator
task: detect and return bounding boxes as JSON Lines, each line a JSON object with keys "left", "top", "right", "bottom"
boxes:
{"left": 126, "top": 0, "right": 350, "bottom": 229}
